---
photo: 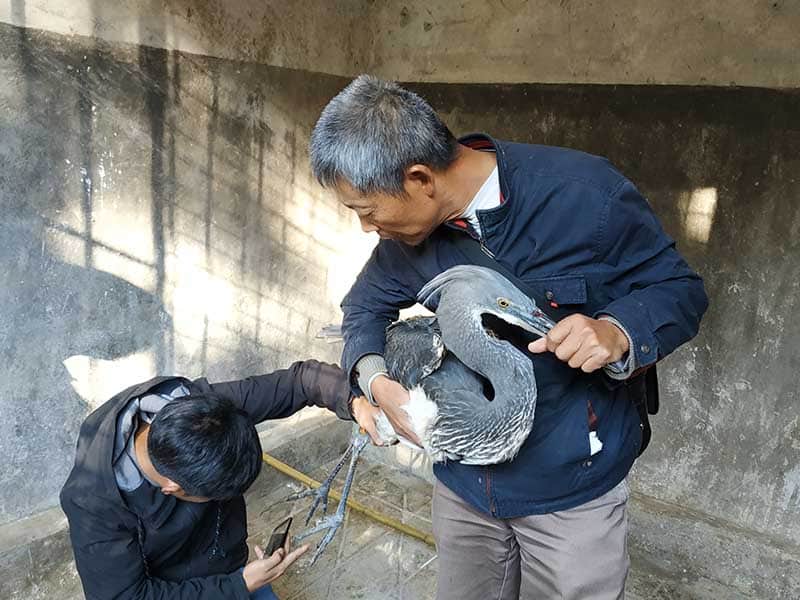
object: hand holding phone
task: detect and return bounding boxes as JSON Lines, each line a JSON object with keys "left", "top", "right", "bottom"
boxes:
{"left": 265, "top": 516, "right": 292, "bottom": 556}
{"left": 243, "top": 517, "right": 309, "bottom": 593}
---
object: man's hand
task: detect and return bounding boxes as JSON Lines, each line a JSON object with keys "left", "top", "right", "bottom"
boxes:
{"left": 350, "top": 396, "right": 385, "bottom": 446}
{"left": 242, "top": 542, "right": 309, "bottom": 593}
{"left": 371, "top": 375, "right": 422, "bottom": 446}
{"left": 528, "top": 314, "right": 629, "bottom": 373}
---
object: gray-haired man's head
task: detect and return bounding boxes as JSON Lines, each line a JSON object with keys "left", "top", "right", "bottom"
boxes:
{"left": 310, "top": 75, "right": 458, "bottom": 197}
{"left": 310, "top": 75, "right": 469, "bottom": 246}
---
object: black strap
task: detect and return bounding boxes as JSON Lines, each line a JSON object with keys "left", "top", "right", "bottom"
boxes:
{"left": 448, "top": 230, "right": 540, "bottom": 298}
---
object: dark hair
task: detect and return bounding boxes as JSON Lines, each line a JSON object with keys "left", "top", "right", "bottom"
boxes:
{"left": 310, "top": 74, "right": 459, "bottom": 196}
{"left": 147, "top": 393, "right": 262, "bottom": 500}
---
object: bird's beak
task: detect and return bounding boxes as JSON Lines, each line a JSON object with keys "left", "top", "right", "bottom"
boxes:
{"left": 505, "top": 306, "right": 557, "bottom": 339}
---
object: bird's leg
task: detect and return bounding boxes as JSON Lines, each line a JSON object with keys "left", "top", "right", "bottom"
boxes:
{"left": 292, "top": 431, "right": 370, "bottom": 566}
{"left": 286, "top": 440, "right": 354, "bottom": 525}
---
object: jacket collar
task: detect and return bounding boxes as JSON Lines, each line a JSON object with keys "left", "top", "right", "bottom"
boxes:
{"left": 77, "top": 376, "right": 192, "bottom": 505}
{"left": 445, "top": 133, "right": 513, "bottom": 239}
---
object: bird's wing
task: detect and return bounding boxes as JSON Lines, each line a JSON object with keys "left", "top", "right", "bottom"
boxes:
{"left": 422, "top": 356, "right": 536, "bottom": 465}
{"left": 384, "top": 316, "right": 445, "bottom": 388}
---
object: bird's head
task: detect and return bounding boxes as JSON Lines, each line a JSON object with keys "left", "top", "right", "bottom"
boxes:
{"left": 417, "top": 265, "right": 555, "bottom": 337}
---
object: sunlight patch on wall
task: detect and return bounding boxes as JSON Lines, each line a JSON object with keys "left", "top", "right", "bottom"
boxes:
{"left": 45, "top": 217, "right": 156, "bottom": 292}
{"left": 63, "top": 350, "right": 156, "bottom": 411}
{"left": 325, "top": 212, "right": 378, "bottom": 311}
{"left": 680, "top": 187, "right": 718, "bottom": 243}
{"left": 91, "top": 201, "right": 155, "bottom": 267}
{"left": 170, "top": 240, "right": 235, "bottom": 338}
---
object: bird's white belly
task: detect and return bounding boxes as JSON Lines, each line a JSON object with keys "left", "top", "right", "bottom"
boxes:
{"left": 373, "top": 386, "right": 440, "bottom": 456}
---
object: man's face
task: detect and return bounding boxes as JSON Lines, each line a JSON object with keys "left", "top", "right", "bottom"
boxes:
{"left": 335, "top": 178, "right": 442, "bottom": 246}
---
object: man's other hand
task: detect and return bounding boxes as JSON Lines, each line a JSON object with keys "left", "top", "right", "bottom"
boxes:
{"left": 371, "top": 375, "right": 422, "bottom": 446}
{"left": 350, "top": 396, "right": 384, "bottom": 446}
{"left": 243, "top": 542, "right": 309, "bottom": 592}
{"left": 528, "top": 314, "right": 629, "bottom": 373}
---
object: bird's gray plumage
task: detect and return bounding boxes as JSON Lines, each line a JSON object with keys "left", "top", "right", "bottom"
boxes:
{"left": 384, "top": 317, "right": 445, "bottom": 387}
{"left": 294, "top": 265, "right": 550, "bottom": 563}
{"left": 383, "top": 265, "right": 542, "bottom": 465}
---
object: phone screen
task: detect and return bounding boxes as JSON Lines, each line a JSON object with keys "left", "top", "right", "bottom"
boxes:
{"left": 265, "top": 516, "right": 292, "bottom": 556}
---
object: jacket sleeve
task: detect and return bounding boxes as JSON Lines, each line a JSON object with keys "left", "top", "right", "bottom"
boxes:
{"left": 61, "top": 494, "right": 250, "bottom": 600}
{"left": 340, "top": 242, "right": 418, "bottom": 394}
{"left": 197, "top": 360, "right": 354, "bottom": 422}
{"left": 594, "top": 179, "right": 709, "bottom": 369}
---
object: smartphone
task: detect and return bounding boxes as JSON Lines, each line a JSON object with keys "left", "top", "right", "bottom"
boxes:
{"left": 264, "top": 516, "right": 292, "bottom": 556}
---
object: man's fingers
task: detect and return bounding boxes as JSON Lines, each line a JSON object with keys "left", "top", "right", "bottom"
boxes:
{"left": 383, "top": 408, "right": 419, "bottom": 445}
{"left": 567, "top": 340, "right": 605, "bottom": 369}
{"left": 528, "top": 337, "right": 547, "bottom": 353}
{"left": 254, "top": 545, "right": 265, "bottom": 560}
{"left": 261, "top": 549, "right": 284, "bottom": 569}
{"left": 554, "top": 333, "right": 583, "bottom": 363}
{"left": 282, "top": 544, "right": 309, "bottom": 567}
{"left": 545, "top": 317, "right": 575, "bottom": 348}
{"left": 352, "top": 398, "right": 385, "bottom": 446}
{"left": 529, "top": 314, "right": 626, "bottom": 373}
{"left": 580, "top": 352, "right": 608, "bottom": 373}
{"left": 363, "top": 422, "right": 383, "bottom": 446}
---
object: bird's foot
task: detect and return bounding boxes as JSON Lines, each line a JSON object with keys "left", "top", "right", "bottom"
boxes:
{"left": 290, "top": 431, "right": 370, "bottom": 566}
{"left": 292, "top": 511, "right": 345, "bottom": 566}
{"left": 286, "top": 441, "right": 355, "bottom": 525}
{"left": 286, "top": 480, "right": 334, "bottom": 526}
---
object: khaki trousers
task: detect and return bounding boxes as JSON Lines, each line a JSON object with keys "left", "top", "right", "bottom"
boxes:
{"left": 432, "top": 479, "right": 630, "bottom": 600}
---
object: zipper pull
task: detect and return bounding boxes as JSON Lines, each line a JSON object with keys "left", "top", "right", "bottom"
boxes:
{"left": 480, "top": 239, "right": 495, "bottom": 258}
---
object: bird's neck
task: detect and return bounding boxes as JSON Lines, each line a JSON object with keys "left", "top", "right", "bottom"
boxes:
{"left": 438, "top": 304, "right": 535, "bottom": 411}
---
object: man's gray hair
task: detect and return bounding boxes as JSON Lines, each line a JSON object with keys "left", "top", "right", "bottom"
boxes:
{"left": 310, "top": 75, "right": 458, "bottom": 196}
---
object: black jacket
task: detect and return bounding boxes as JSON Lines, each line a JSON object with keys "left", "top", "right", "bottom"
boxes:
{"left": 60, "top": 360, "right": 352, "bottom": 599}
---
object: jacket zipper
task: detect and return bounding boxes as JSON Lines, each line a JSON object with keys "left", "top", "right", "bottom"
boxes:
{"left": 480, "top": 238, "right": 495, "bottom": 258}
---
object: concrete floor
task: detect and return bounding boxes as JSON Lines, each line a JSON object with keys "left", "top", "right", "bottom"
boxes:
{"left": 244, "top": 452, "right": 763, "bottom": 600}
{"left": 246, "top": 459, "right": 438, "bottom": 600}
{"left": 5, "top": 413, "right": 796, "bottom": 599}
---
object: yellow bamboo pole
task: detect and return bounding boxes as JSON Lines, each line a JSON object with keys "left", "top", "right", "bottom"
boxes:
{"left": 261, "top": 452, "right": 436, "bottom": 548}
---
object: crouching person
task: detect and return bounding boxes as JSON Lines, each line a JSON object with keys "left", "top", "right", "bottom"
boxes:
{"left": 60, "top": 360, "right": 356, "bottom": 599}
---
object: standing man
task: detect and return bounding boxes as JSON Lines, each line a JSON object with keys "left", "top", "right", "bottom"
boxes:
{"left": 310, "top": 75, "right": 707, "bottom": 599}
{"left": 61, "top": 360, "right": 359, "bottom": 599}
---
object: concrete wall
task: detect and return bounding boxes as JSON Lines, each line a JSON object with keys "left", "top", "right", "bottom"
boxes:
{"left": 0, "top": 0, "right": 371, "bottom": 77}
{"left": 3, "top": 1, "right": 799, "bottom": 88}
{"left": 406, "top": 81, "right": 800, "bottom": 546}
{"left": 0, "top": 22, "right": 372, "bottom": 526}
{"left": 365, "top": 1, "right": 800, "bottom": 87}
{"left": 1, "top": 0, "right": 799, "bottom": 567}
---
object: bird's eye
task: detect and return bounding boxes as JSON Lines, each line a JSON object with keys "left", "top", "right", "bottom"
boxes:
{"left": 497, "top": 298, "right": 510, "bottom": 309}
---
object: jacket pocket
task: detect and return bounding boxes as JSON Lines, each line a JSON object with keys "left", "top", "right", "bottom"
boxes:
{"left": 522, "top": 274, "right": 588, "bottom": 320}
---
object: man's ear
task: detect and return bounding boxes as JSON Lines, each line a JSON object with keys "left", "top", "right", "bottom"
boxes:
{"left": 161, "top": 479, "right": 183, "bottom": 496}
{"left": 404, "top": 164, "right": 436, "bottom": 197}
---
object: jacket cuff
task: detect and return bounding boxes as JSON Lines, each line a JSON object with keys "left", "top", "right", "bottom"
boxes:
{"left": 342, "top": 330, "right": 389, "bottom": 395}
{"left": 232, "top": 571, "right": 252, "bottom": 600}
{"left": 355, "top": 354, "right": 388, "bottom": 406}
{"left": 594, "top": 298, "right": 659, "bottom": 369}
{"left": 597, "top": 315, "right": 637, "bottom": 380}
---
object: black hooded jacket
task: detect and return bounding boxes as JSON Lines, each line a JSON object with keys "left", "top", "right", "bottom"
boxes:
{"left": 60, "top": 360, "right": 352, "bottom": 599}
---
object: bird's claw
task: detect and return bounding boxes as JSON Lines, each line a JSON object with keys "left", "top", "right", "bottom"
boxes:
{"left": 284, "top": 428, "right": 370, "bottom": 566}
{"left": 286, "top": 483, "right": 332, "bottom": 525}
{"left": 292, "top": 513, "right": 345, "bottom": 567}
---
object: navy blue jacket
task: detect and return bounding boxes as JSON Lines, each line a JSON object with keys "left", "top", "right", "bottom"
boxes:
{"left": 341, "top": 134, "right": 708, "bottom": 518}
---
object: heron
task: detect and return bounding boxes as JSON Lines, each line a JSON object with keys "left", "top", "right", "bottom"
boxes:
{"left": 290, "top": 265, "right": 559, "bottom": 564}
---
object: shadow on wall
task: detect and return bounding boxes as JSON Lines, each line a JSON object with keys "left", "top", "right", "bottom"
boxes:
{"left": 0, "top": 4, "right": 174, "bottom": 524}
{"left": 0, "top": 6, "right": 360, "bottom": 524}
